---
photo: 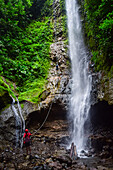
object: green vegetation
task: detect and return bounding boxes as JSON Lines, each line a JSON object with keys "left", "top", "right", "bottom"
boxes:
{"left": 1, "top": 0, "right": 112, "bottom": 106}
{"left": 0, "top": 0, "right": 53, "bottom": 103}
{"left": 60, "top": 0, "right": 67, "bottom": 38}
{"left": 0, "top": 20, "right": 53, "bottom": 86}
{"left": 0, "top": 77, "right": 16, "bottom": 99}
{"left": 81, "top": 0, "right": 113, "bottom": 73}
{"left": 18, "top": 78, "right": 47, "bottom": 102}
{"left": 30, "top": 0, "right": 53, "bottom": 19}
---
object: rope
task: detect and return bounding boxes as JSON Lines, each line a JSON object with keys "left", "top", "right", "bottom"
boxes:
{"left": 37, "top": 102, "right": 53, "bottom": 131}
{"left": 35, "top": 1, "right": 57, "bottom": 132}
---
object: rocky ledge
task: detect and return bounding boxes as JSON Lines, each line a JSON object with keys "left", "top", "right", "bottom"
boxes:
{"left": 0, "top": 39, "right": 71, "bottom": 144}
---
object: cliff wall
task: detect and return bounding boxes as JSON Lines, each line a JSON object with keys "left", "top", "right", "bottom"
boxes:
{"left": 0, "top": 0, "right": 113, "bottom": 146}
{"left": 78, "top": 0, "right": 113, "bottom": 105}
{"left": 0, "top": 0, "right": 71, "bottom": 145}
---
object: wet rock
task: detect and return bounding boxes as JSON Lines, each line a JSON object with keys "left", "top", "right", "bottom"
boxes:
{"left": 80, "top": 164, "right": 87, "bottom": 169}
{"left": 39, "top": 90, "right": 50, "bottom": 101}
{"left": 6, "top": 163, "right": 15, "bottom": 169}
{"left": 46, "top": 158, "right": 53, "bottom": 164}
{"left": 35, "top": 155, "right": 40, "bottom": 159}
{"left": 90, "top": 148, "right": 95, "bottom": 154}
{"left": 0, "top": 91, "right": 12, "bottom": 110}
{"left": 0, "top": 163, "right": 4, "bottom": 169}
{"left": 80, "top": 150, "right": 88, "bottom": 157}
{"left": 90, "top": 135, "right": 106, "bottom": 152}
{"left": 98, "top": 75, "right": 113, "bottom": 105}
{"left": 81, "top": 150, "right": 86, "bottom": 154}
{"left": 97, "top": 166, "right": 108, "bottom": 170}
{"left": 84, "top": 152, "right": 92, "bottom": 157}
{"left": 56, "top": 154, "right": 72, "bottom": 166}
{"left": 99, "top": 151, "right": 111, "bottom": 159}
{"left": 33, "top": 166, "right": 44, "bottom": 170}
{"left": 26, "top": 155, "right": 32, "bottom": 160}
{"left": 89, "top": 168, "right": 97, "bottom": 170}
{"left": 22, "top": 162, "right": 29, "bottom": 167}
{"left": 49, "top": 161, "right": 62, "bottom": 169}
{"left": 0, "top": 152, "right": 4, "bottom": 162}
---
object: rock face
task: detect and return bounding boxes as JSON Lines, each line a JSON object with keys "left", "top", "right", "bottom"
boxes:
{"left": 78, "top": 0, "right": 113, "bottom": 105}
{"left": 0, "top": 0, "right": 71, "bottom": 144}
{"left": 0, "top": 40, "right": 71, "bottom": 144}
{"left": 97, "top": 73, "right": 113, "bottom": 105}
{"left": 0, "top": 91, "right": 12, "bottom": 110}
{"left": 0, "top": 106, "right": 15, "bottom": 144}
{"left": 90, "top": 70, "right": 113, "bottom": 105}
{"left": 42, "top": 40, "right": 71, "bottom": 108}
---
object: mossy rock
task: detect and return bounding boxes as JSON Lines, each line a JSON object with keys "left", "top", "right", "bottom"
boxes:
{"left": 39, "top": 90, "right": 50, "bottom": 101}
{"left": 0, "top": 91, "right": 12, "bottom": 110}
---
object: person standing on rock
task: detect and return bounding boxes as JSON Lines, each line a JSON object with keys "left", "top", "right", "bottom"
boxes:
{"left": 23, "top": 129, "right": 31, "bottom": 155}
{"left": 70, "top": 142, "right": 77, "bottom": 160}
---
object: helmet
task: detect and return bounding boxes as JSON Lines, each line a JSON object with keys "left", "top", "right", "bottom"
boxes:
{"left": 25, "top": 129, "right": 28, "bottom": 132}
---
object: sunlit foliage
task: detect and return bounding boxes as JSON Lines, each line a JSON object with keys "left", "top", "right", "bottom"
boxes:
{"left": 0, "top": 0, "right": 53, "bottom": 102}
{"left": 83, "top": 0, "right": 113, "bottom": 71}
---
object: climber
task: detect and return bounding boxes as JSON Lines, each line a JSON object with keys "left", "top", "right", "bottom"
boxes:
{"left": 23, "top": 129, "right": 31, "bottom": 155}
{"left": 70, "top": 142, "right": 78, "bottom": 160}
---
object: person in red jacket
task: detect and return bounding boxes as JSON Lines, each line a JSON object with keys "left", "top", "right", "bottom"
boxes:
{"left": 23, "top": 129, "right": 31, "bottom": 155}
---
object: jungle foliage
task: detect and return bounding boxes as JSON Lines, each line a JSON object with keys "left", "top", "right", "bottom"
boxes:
{"left": 0, "top": 0, "right": 53, "bottom": 102}
{"left": 82, "top": 0, "right": 113, "bottom": 72}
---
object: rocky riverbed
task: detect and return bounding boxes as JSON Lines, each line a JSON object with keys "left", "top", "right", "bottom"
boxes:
{"left": 0, "top": 119, "right": 113, "bottom": 170}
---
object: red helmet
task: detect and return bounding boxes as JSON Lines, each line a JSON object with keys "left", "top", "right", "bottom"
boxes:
{"left": 25, "top": 129, "right": 28, "bottom": 132}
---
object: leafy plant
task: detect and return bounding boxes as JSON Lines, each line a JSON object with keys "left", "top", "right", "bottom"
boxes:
{"left": 0, "top": 76, "right": 16, "bottom": 99}
{"left": 0, "top": 0, "right": 54, "bottom": 103}
{"left": 83, "top": 0, "right": 113, "bottom": 72}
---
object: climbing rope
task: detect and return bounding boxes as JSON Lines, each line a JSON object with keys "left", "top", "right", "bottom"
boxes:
{"left": 37, "top": 102, "right": 53, "bottom": 131}
{"left": 35, "top": 1, "right": 58, "bottom": 132}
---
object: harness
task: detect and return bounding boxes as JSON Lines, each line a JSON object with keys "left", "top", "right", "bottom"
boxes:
{"left": 24, "top": 133, "right": 31, "bottom": 143}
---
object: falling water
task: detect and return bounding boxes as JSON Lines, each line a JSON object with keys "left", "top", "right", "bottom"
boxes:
{"left": 11, "top": 97, "right": 25, "bottom": 147}
{"left": 65, "top": 0, "right": 92, "bottom": 153}
{"left": 11, "top": 97, "right": 22, "bottom": 147}
{"left": 17, "top": 98, "right": 25, "bottom": 147}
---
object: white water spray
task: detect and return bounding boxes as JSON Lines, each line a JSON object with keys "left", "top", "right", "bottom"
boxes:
{"left": 66, "top": 0, "right": 92, "bottom": 153}
{"left": 11, "top": 97, "right": 22, "bottom": 147}
{"left": 11, "top": 97, "right": 25, "bottom": 147}
{"left": 17, "top": 98, "right": 25, "bottom": 147}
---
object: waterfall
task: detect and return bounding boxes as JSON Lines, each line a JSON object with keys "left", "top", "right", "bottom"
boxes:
{"left": 11, "top": 97, "right": 22, "bottom": 147}
{"left": 65, "top": 0, "right": 92, "bottom": 153}
{"left": 11, "top": 97, "right": 25, "bottom": 147}
{"left": 17, "top": 98, "right": 25, "bottom": 148}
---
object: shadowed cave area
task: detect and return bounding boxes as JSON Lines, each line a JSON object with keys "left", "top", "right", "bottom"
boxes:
{"left": 26, "top": 101, "right": 113, "bottom": 152}
{"left": 27, "top": 101, "right": 113, "bottom": 133}
{"left": 90, "top": 101, "right": 113, "bottom": 130}
{"left": 88, "top": 101, "right": 113, "bottom": 153}
{"left": 26, "top": 103, "right": 70, "bottom": 146}
{"left": 26, "top": 103, "right": 68, "bottom": 128}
